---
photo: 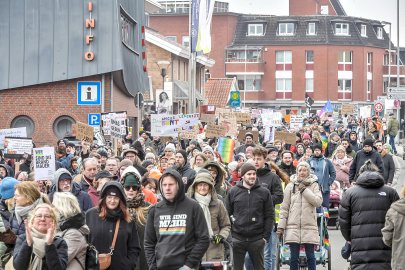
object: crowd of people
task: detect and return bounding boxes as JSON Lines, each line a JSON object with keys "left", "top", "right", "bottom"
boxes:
{"left": 0, "top": 111, "right": 403, "bottom": 270}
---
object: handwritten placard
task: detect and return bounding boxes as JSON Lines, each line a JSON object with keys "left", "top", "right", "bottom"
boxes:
{"left": 274, "top": 131, "right": 296, "bottom": 145}
{"left": 200, "top": 113, "right": 216, "bottom": 123}
{"left": 151, "top": 113, "right": 200, "bottom": 137}
{"left": 205, "top": 124, "right": 227, "bottom": 138}
{"left": 234, "top": 112, "right": 251, "bottom": 124}
{"left": 72, "top": 122, "right": 94, "bottom": 143}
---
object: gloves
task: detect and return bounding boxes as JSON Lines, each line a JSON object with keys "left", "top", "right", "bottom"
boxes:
{"left": 212, "top": 234, "right": 224, "bottom": 245}
{"left": 276, "top": 228, "right": 284, "bottom": 237}
{"left": 297, "top": 182, "right": 307, "bottom": 192}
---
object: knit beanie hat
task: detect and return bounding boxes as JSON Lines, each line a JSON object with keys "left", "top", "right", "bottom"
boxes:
{"left": 142, "top": 160, "right": 153, "bottom": 169}
{"left": 145, "top": 152, "right": 156, "bottom": 161}
{"left": 202, "top": 146, "right": 215, "bottom": 156}
{"left": 177, "top": 149, "right": 188, "bottom": 161}
{"left": 149, "top": 169, "right": 162, "bottom": 180}
{"left": 101, "top": 182, "right": 126, "bottom": 203}
{"left": 165, "top": 143, "right": 176, "bottom": 152}
{"left": 296, "top": 162, "right": 312, "bottom": 173}
{"left": 227, "top": 161, "right": 238, "bottom": 171}
{"left": 245, "top": 132, "right": 254, "bottom": 139}
{"left": 119, "top": 159, "right": 133, "bottom": 170}
{"left": 303, "top": 133, "right": 311, "bottom": 140}
{"left": 363, "top": 138, "right": 374, "bottom": 147}
{"left": 312, "top": 143, "right": 323, "bottom": 151}
{"left": 123, "top": 173, "right": 141, "bottom": 188}
{"left": 240, "top": 162, "right": 256, "bottom": 176}
{"left": 0, "top": 177, "right": 19, "bottom": 200}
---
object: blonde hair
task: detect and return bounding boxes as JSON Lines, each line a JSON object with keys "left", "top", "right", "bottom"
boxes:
{"left": 29, "top": 203, "right": 59, "bottom": 229}
{"left": 52, "top": 192, "right": 81, "bottom": 220}
{"left": 401, "top": 184, "right": 405, "bottom": 197}
{"left": 15, "top": 181, "right": 50, "bottom": 206}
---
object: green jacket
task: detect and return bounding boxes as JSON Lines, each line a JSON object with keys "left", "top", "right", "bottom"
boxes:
{"left": 387, "top": 117, "right": 400, "bottom": 136}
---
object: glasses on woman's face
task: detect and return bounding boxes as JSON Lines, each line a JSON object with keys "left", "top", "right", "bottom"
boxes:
{"left": 34, "top": 214, "right": 52, "bottom": 220}
{"left": 124, "top": 186, "right": 139, "bottom": 191}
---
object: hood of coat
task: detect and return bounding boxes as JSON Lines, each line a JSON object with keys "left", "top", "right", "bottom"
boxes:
{"left": 356, "top": 171, "right": 384, "bottom": 188}
{"left": 256, "top": 163, "right": 271, "bottom": 177}
{"left": 290, "top": 173, "right": 318, "bottom": 185}
{"left": 391, "top": 198, "right": 405, "bottom": 215}
{"left": 52, "top": 168, "right": 74, "bottom": 192}
{"left": 121, "top": 166, "right": 142, "bottom": 182}
{"left": 159, "top": 168, "right": 185, "bottom": 204}
{"left": 59, "top": 212, "right": 89, "bottom": 234}
{"left": 99, "top": 181, "right": 127, "bottom": 207}
{"left": 332, "top": 155, "right": 353, "bottom": 165}
{"left": 203, "top": 161, "right": 225, "bottom": 187}
{"left": 0, "top": 164, "right": 14, "bottom": 178}
{"left": 186, "top": 170, "right": 218, "bottom": 201}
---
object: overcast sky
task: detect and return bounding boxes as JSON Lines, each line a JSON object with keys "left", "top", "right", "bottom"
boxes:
{"left": 229, "top": 0, "right": 404, "bottom": 46}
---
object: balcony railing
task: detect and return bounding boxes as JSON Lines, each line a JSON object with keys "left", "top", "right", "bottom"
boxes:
{"left": 225, "top": 57, "right": 264, "bottom": 63}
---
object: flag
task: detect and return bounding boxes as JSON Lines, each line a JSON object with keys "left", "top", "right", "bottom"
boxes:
{"left": 217, "top": 137, "right": 235, "bottom": 164}
{"left": 305, "top": 93, "right": 314, "bottom": 108}
{"left": 318, "top": 100, "right": 333, "bottom": 117}
{"left": 191, "top": 0, "right": 215, "bottom": 53}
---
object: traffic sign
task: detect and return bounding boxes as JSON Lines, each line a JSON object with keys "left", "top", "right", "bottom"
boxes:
{"left": 387, "top": 87, "right": 405, "bottom": 93}
{"left": 374, "top": 102, "right": 384, "bottom": 113}
{"left": 394, "top": 99, "right": 401, "bottom": 109}
{"left": 88, "top": 113, "right": 101, "bottom": 126}
{"left": 229, "top": 91, "right": 241, "bottom": 108}
{"left": 387, "top": 93, "right": 405, "bottom": 100}
{"left": 77, "top": 82, "right": 101, "bottom": 105}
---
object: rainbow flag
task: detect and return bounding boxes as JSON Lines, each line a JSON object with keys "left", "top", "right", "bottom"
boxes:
{"left": 323, "top": 238, "right": 330, "bottom": 250}
{"left": 217, "top": 137, "right": 235, "bottom": 164}
{"left": 321, "top": 134, "right": 328, "bottom": 151}
{"left": 323, "top": 207, "right": 330, "bottom": 218}
{"left": 318, "top": 100, "right": 333, "bottom": 118}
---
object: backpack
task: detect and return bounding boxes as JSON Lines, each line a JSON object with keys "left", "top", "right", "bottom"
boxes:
{"left": 61, "top": 229, "right": 99, "bottom": 270}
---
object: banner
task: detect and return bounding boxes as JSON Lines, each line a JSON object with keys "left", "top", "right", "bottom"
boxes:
{"left": 72, "top": 122, "right": 94, "bottom": 143}
{"left": 3, "top": 137, "right": 33, "bottom": 158}
{"left": 205, "top": 124, "right": 227, "bottom": 138}
{"left": 274, "top": 131, "right": 296, "bottom": 145}
{"left": 191, "top": 0, "right": 215, "bottom": 54}
{"left": 290, "top": 115, "right": 304, "bottom": 129}
{"left": 217, "top": 137, "right": 235, "bottom": 164}
{"left": 101, "top": 112, "right": 128, "bottom": 139}
{"left": 0, "top": 127, "right": 27, "bottom": 149}
{"left": 33, "top": 147, "right": 56, "bottom": 181}
{"left": 151, "top": 113, "right": 200, "bottom": 137}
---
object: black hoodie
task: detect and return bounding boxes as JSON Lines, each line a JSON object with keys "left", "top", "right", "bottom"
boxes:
{"left": 256, "top": 163, "right": 283, "bottom": 205}
{"left": 144, "top": 169, "right": 209, "bottom": 270}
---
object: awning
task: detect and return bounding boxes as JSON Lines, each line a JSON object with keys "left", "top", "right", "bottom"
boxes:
{"left": 173, "top": 80, "right": 206, "bottom": 102}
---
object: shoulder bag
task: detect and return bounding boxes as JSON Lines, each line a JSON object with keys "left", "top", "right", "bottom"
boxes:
{"left": 98, "top": 219, "right": 120, "bottom": 270}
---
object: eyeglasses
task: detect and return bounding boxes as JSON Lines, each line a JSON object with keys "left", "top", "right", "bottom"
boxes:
{"left": 124, "top": 186, "right": 139, "bottom": 191}
{"left": 34, "top": 214, "right": 52, "bottom": 219}
{"left": 165, "top": 150, "right": 173, "bottom": 153}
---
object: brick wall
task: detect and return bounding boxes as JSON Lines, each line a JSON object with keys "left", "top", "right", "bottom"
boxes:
{"left": 289, "top": 0, "right": 337, "bottom": 16}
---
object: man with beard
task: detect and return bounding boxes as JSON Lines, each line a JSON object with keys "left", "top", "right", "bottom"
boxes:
{"left": 341, "top": 138, "right": 356, "bottom": 158}
{"left": 234, "top": 132, "right": 256, "bottom": 155}
{"left": 279, "top": 151, "right": 296, "bottom": 177}
{"left": 226, "top": 162, "right": 274, "bottom": 270}
{"left": 308, "top": 144, "right": 336, "bottom": 209}
{"left": 349, "top": 138, "right": 384, "bottom": 183}
{"left": 348, "top": 131, "right": 361, "bottom": 152}
{"left": 174, "top": 149, "right": 196, "bottom": 192}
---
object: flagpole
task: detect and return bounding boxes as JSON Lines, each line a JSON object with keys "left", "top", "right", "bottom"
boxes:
{"left": 188, "top": 0, "right": 196, "bottom": 114}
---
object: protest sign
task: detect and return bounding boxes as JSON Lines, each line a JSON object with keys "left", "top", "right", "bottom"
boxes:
{"left": 216, "top": 108, "right": 238, "bottom": 137}
{"left": 341, "top": 104, "right": 354, "bottom": 115}
{"left": 264, "top": 126, "right": 275, "bottom": 143}
{"left": 151, "top": 113, "right": 200, "bottom": 137}
{"left": 359, "top": 105, "right": 371, "bottom": 118}
{"left": 181, "top": 125, "right": 200, "bottom": 139}
{"left": 110, "top": 118, "right": 124, "bottom": 139}
{"left": 274, "top": 131, "right": 296, "bottom": 145}
{"left": 237, "top": 130, "right": 259, "bottom": 144}
{"left": 33, "top": 147, "right": 56, "bottom": 181}
{"left": 101, "top": 111, "right": 128, "bottom": 139}
{"left": 3, "top": 137, "right": 33, "bottom": 158}
{"left": 205, "top": 124, "right": 227, "bottom": 138}
{"left": 217, "top": 137, "right": 235, "bottom": 164}
{"left": 234, "top": 112, "right": 251, "bottom": 125}
{"left": 261, "top": 111, "right": 283, "bottom": 127}
{"left": 0, "top": 127, "right": 27, "bottom": 149}
{"left": 200, "top": 113, "right": 216, "bottom": 123}
{"left": 72, "top": 122, "right": 94, "bottom": 143}
{"left": 289, "top": 115, "right": 304, "bottom": 129}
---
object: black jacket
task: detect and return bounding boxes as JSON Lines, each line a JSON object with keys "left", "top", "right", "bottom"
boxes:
{"left": 175, "top": 163, "right": 196, "bottom": 192}
{"left": 256, "top": 163, "right": 283, "bottom": 205}
{"left": 48, "top": 182, "right": 93, "bottom": 212}
{"left": 381, "top": 154, "right": 395, "bottom": 184}
{"left": 339, "top": 171, "right": 399, "bottom": 270}
{"left": 144, "top": 169, "right": 209, "bottom": 270}
{"left": 349, "top": 149, "right": 384, "bottom": 182}
{"left": 226, "top": 180, "right": 274, "bottom": 241}
{"left": 13, "top": 234, "right": 68, "bottom": 270}
{"left": 278, "top": 162, "right": 296, "bottom": 177}
{"left": 203, "top": 161, "right": 228, "bottom": 197}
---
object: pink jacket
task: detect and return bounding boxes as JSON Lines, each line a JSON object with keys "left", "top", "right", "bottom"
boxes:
{"left": 332, "top": 156, "right": 353, "bottom": 188}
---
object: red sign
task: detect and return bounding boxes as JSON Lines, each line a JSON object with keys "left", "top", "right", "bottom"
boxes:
{"left": 374, "top": 102, "right": 384, "bottom": 113}
{"left": 394, "top": 99, "right": 401, "bottom": 109}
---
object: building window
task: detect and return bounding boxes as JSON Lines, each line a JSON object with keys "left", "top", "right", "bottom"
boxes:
{"left": 278, "top": 23, "right": 295, "bottom": 36}
{"left": 166, "top": 36, "right": 177, "bottom": 42}
{"left": 276, "top": 51, "right": 292, "bottom": 70}
{"left": 335, "top": 23, "right": 349, "bottom": 35}
{"left": 306, "top": 51, "right": 314, "bottom": 63}
{"left": 248, "top": 24, "right": 264, "bottom": 36}
{"left": 376, "top": 27, "right": 383, "bottom": 39}
{"left": 367, "top": 80, "right": 372, "bottom": 101}
{"left": 338, "top": 51, "right": 352, "bottom": 63}
{"left": 53, "top": 116, "right": 76, "bottom": 139}
{"left": 182, "top": 36, "right": 190, "bottom": 47}
{"left": 236, "top": 75, "right": 262, "bottom": 91}
{"left": 367, "top": 52, "right": 373, "bottom": 72}
{"left": 338, "top": 79, "right": 352, "bottom": 100}
{"left": 226, "top": 49, "right": 262, "bottom": 62}
{"left": 307, "top": 23, "right": 316, "bottom": 35}
{"left": 361, "top": 24, "right": 367, "bottom": 37}
{"left": 11, "top": 116, "right": 35, "bottom": 138}
{"left": 276, "top": 78, "right": 292, "bottom": 99}
{"left": 120, "top": 9, "right": 138, "bottom": 52}
{"left": 306, "top": 78, "right": 314, "bottom": 92}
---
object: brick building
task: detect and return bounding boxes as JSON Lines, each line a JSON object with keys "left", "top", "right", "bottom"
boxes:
{"left": 0, "top": 0, "right": 148, "bottom": 146}
{"left": 150, "top": 0, "right": 405, "bottom": 110}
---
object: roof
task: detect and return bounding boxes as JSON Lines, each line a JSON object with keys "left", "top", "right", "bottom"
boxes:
{"left": 205, "top": 78, "right": 237, "bottom": 108}
{"left": 330, "top": 0, "right": 347, "bottom": 16}
{"left": 230, "top": 15, "right": 391, "bottom": 49}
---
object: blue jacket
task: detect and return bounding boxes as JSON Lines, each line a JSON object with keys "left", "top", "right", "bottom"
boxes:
{"left": 57, "top": 153, "right": 74, "bottom": 170}
{"left": 308, "top": 156, "right": 336, "bottom": 193}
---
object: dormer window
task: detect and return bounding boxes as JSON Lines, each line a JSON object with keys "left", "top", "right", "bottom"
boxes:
{"left": 278, "top": 23, "right": 294, "bottom": 36}
{"left": 307, "top": 22, "right": 316, "bottom": 35}
{"left": 361, "top": 24, "right": 367, "bottom": 37}
{"left": 335, "top": 23, "right": 349, "bottom": 35}
{"left": 376, "top": 27, "right": 383, "bottom": 39}
{"left": 248, "top": 24, "right": 264, "bottom": 36}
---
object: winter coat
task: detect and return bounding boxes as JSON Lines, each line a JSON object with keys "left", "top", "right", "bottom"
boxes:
{"left": 144, "top": 169, "right": 209, "bottom": 270}
{"left": 308, "top": 156, "right": 336, "bottom": 193}
{"left": 203, "top": 161, "right": 229, "bottom": 197}
{"left": 256, "top": 163, "right": 284, "bottom": 205}
{"left": 175, "top": 162, "right": 196, "bottom": 192}
{"left": 381, "top": 153, "right": 395, "bottom": 184}
{"left": 278, "top": 162, "right": 296, "bottom": 177}
{"left": 58, "top": 213, "right": 89, "bottom": 270}
{"left": 234, "top": 143, "right": 256, "bottom": 155}
{"left": 278, "top": 174, "right": 322, "bottom": 245}
{"left": 186, "top": 174, "right": 231, "bottom": 261}
{"left": 324, "top": 141, "right": 339, "bottom": 158}
{"left": 348, "top": 149, "right": 384, "bottom": 182}
{"left": 382, "top": 198, "right": 405, "bottom": 270}
{"left": 13, "top": 234, "right": 68, "bottom": 270}
{"left": 339, "top": 171, "right": 399, "bottom": 270}
{"left": 332, "top": 156, "right": 353, "bottom": 188}
{"left": 387, "top": 117, "right": 400, "bottom": 136}
{"left": 0, "top": 164, "right": 14, "bottom": 178}
{"left": 0, "top": 201, "right": 8, "bottom": 258}
{"left": 225, "top": 180, "right": 274, "bottom": 241}
{"left": 57, "top": 153, "right": 74, "bottom": 170}
{"left": 391, "top": 155, "right": 401, "bottom": 190}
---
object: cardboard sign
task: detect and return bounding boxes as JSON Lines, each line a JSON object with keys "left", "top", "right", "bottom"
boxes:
{"left": 290, "top": 115, "right": 304, "bottom": 129}
{"left": 216, "top": 108, "right": 238, "bottom": 138}
{"left": 101, "top": 111, "right": 128, "bottom": 138}
{"left": 237, "top": 130, "right": 259, "bottom": 144}
{"left": 261, "top": 111, "right": 283, "bottom": 127}
{"left": 3, "top": 137, "right": 33, "bottom": 158}
{"left": 205, "top": 124, "right": 227, "bottom": 138}
{"left": 200, "top": 113, "right": 216, "bottom": 123}
{"left": 234, "top": 112, "right": 251, "bottom": 124}
{"left": 181, "top": 125, "right": 200, "bottom": 139}
{"left": 274, "top": 131, "right": 296, "bottom": 145}
{"left": 341, "top": 104, "right": 354, "bottom": 115}
{"left": 33, "top": 147, "right": 56, "bottom": 181}
{"left": 0, "top": 127, "right": 27, "bottom": 149}
{"left": 72, "top": 122, "right": 94, "bottom": 143}
{"left": 151, "top": 113, "right": 200, "bottom": 137}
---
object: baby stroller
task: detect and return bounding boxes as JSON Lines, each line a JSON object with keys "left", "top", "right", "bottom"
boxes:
{"left": 200, "top": 239, "right": 233, "bottom": 270}
{"left": 275, "top": 210, "right": 331, "bottom": 270}
{"left": 328, "top": 181, "right": 342, "bottom": 229}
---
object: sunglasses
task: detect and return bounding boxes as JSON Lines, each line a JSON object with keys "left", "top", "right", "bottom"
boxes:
{"left": 124, "top": 185, "right": 139, "bottom": 191}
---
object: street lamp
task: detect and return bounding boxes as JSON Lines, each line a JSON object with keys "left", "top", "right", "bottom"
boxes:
{"left": 381, "top": 21, "right": 392, "bottom": 88}
{"left": 157, "top": 60, "right": 171, "bottom": 90}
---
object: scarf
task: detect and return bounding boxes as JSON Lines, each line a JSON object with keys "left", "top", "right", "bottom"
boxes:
{"left": 15, "top": 198, "right": 41, "bottom": 224}
{"left": 194, "top": 193, "right": 214, "bottom": 237}
{"left": 106, "top": 208, "right": 123, "bottom": 220}
{"left": 29, "top": 228, "right": 47, "bottom": 270}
